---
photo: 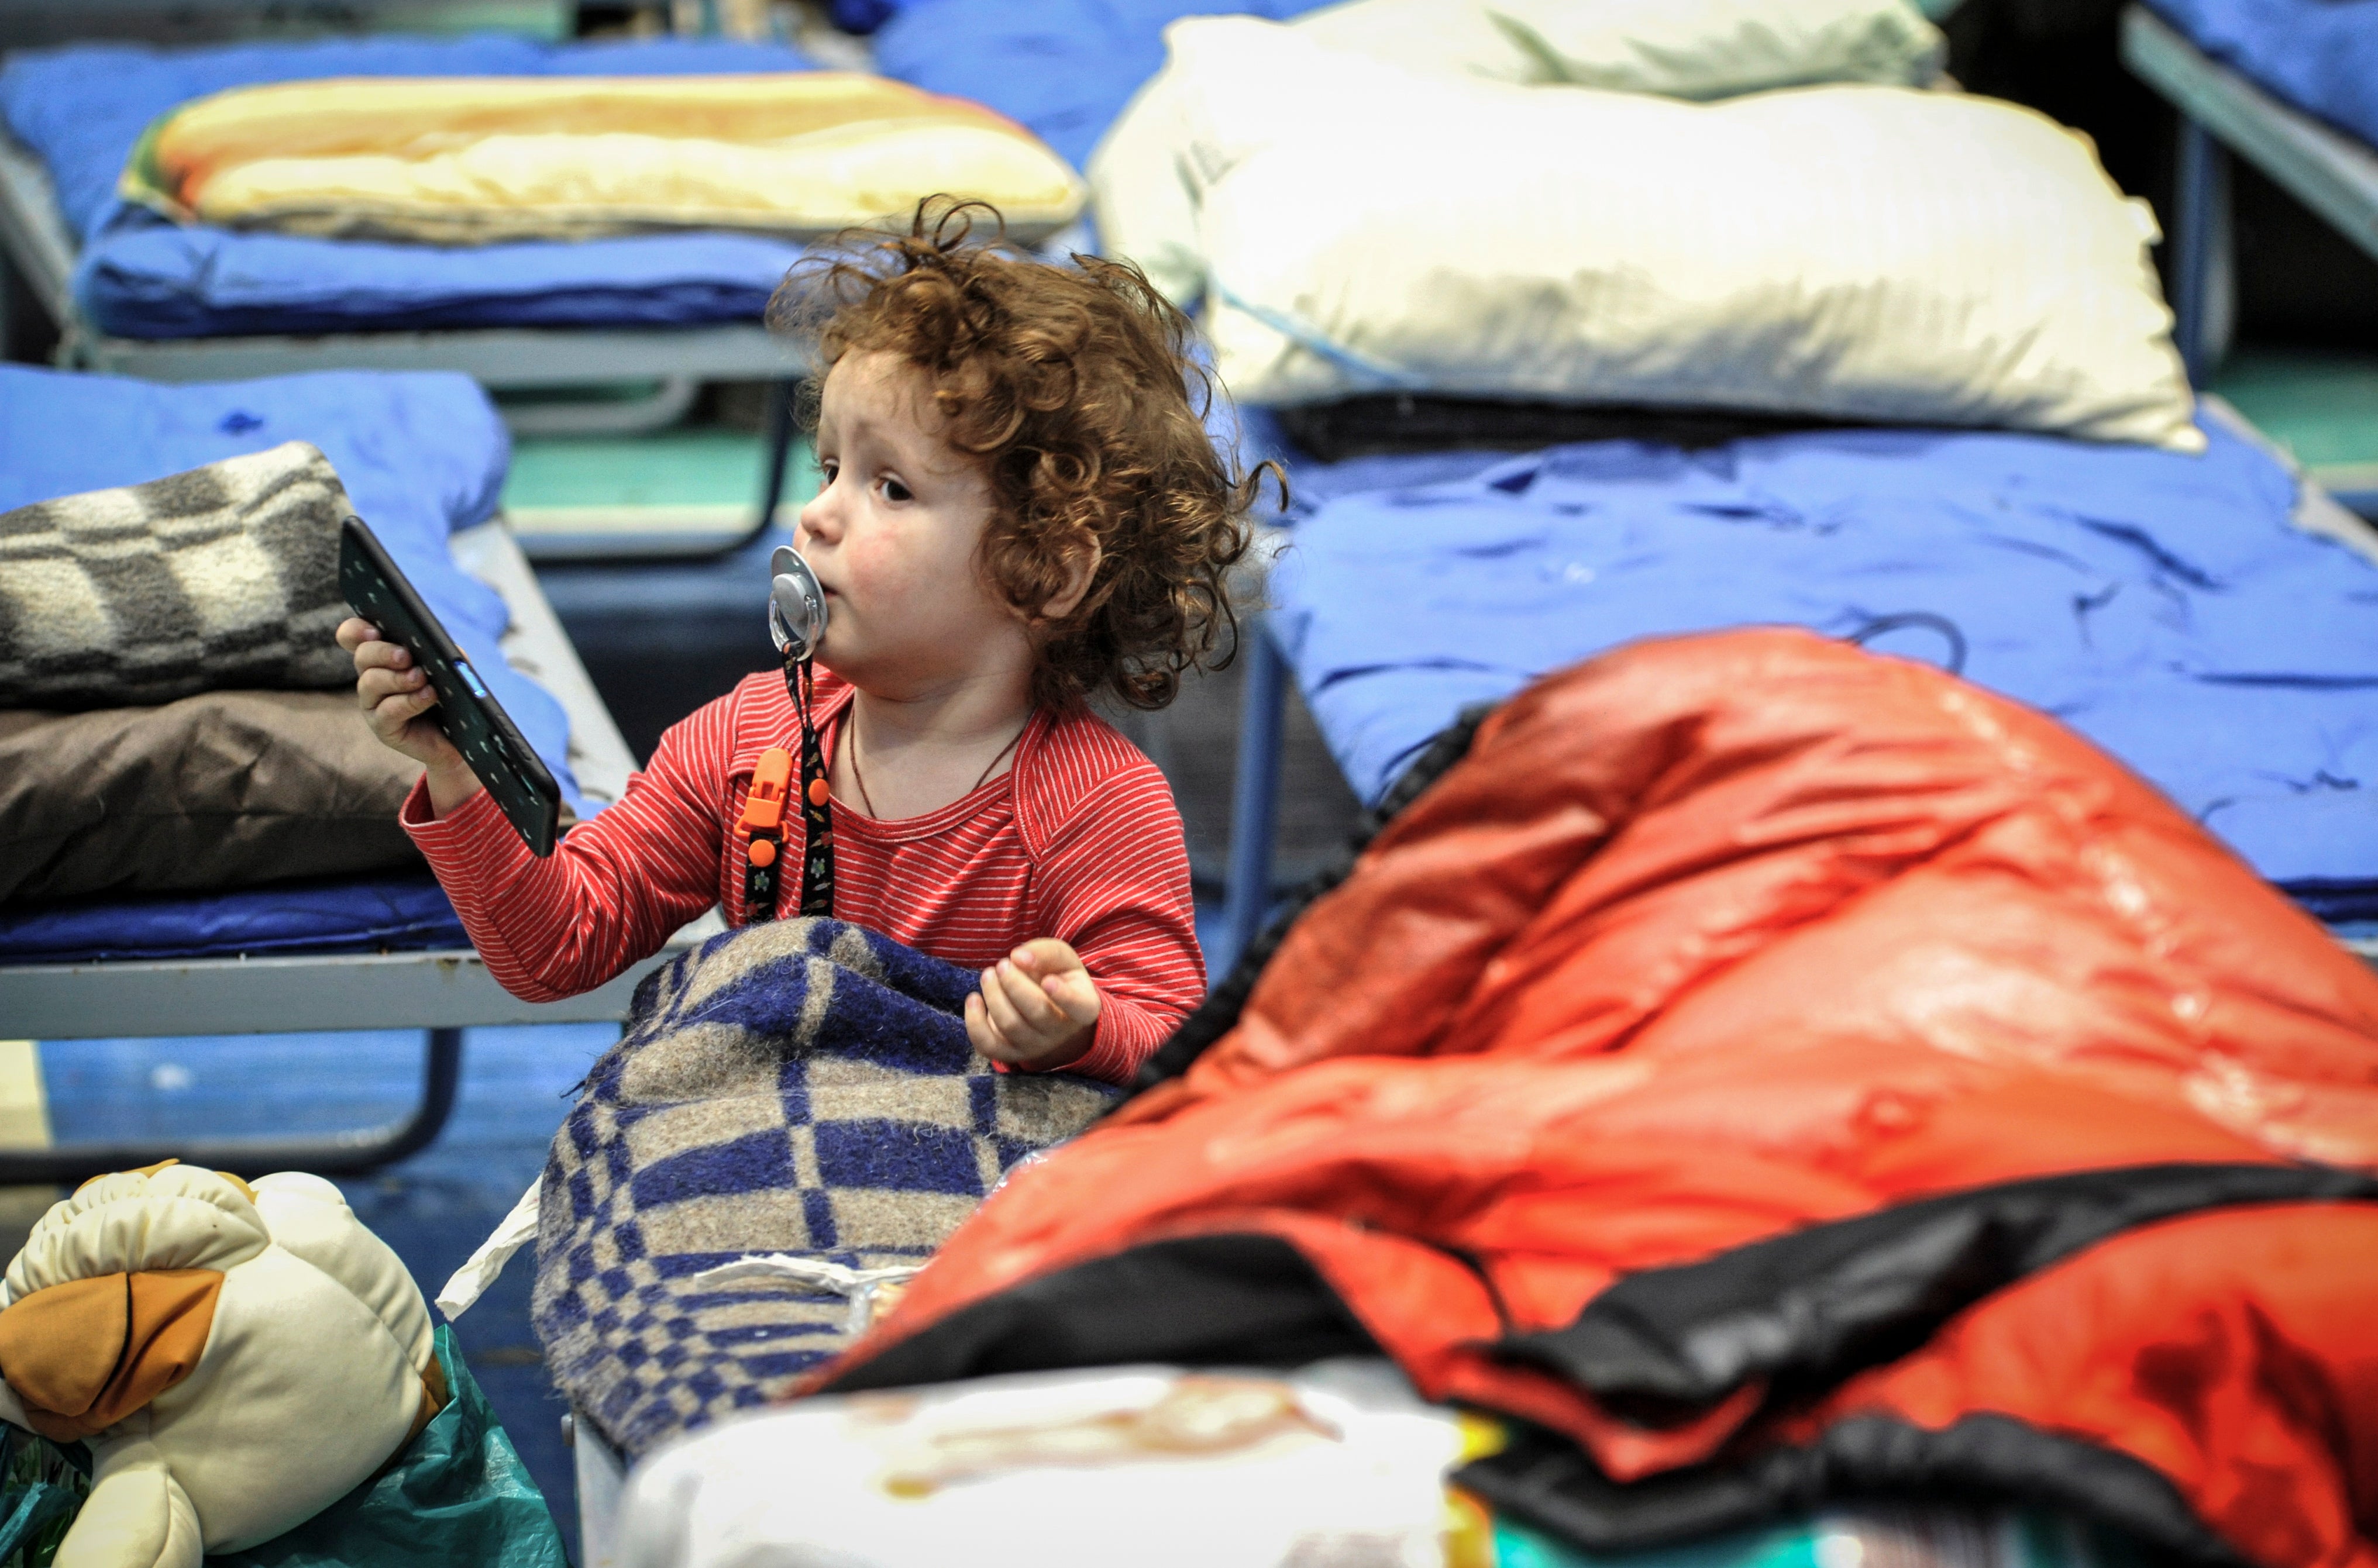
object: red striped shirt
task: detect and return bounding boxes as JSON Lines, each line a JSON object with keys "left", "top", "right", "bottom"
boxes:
{"left": 401, "top": 670, "right": 1203, "bottom": 1085}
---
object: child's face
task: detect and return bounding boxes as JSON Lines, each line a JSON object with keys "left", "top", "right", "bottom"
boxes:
{"left": 794, "top": 352, "right": 1030, "bottom": 697}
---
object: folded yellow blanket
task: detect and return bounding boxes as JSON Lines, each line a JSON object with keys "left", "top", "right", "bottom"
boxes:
{"left": 122, "top": 74, "right": 1085, "bottom": 244}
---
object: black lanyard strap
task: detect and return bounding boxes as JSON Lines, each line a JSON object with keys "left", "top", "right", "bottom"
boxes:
{"left": 790, "top": 656, "right": 835, "bottom": 918}
{"left": 739, "top": 654, "right": 835, "bottom": 924}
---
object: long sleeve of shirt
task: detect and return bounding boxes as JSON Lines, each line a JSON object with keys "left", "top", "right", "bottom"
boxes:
{"left": 1024, "top": 761, "right": 1205, "bottom": 1085}
{"left": 400, "top": 688, "right": 741, "bottom": 1003}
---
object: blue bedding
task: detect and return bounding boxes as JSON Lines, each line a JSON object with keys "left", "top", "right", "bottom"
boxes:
{"left": 0, "top": 878, "right": 463, "bottom": 966}
{"left": 0, "top": 364, "right": 581, "bottom": 962}
{"left": 2148, "top": 0, "right": 2378, "bottom": 151}
{"left": 1270, "top": 416, "right": 2378, "bottom": 922}
{"left": 0, "top": 35, "right": 813, "bottom": 339}
{"left": 830, "top": 0, "right": 900, "bottom": 32}
{"left": 873, "top": 0, "right": 1324, "bottom": 171}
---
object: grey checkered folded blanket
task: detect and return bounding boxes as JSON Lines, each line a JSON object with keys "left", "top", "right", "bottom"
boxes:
{"left": 532, "top": 916, "right": 1121, "bottom": 1457}
{"left": 0, "top": 440, "right": 356, "bottom": 709}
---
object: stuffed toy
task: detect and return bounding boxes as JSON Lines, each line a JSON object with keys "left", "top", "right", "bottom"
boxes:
{"left": 0, "top": 1162, "right": 443, "bottom": 1568}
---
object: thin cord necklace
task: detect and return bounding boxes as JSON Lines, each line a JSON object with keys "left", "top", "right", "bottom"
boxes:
{"left": 844, "top": 707, "right": 1025, "bottom": 821}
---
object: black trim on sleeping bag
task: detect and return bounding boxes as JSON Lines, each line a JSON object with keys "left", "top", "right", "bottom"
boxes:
{"left": 2281, "top": 877, "right": 2378, "bottom": 926}
{"left": 1495, "top": 1161, "right": 2378, "bottom": 1418}
{"left": 814, "top": 1233, "right": 1377, "bottom": 1394}
{"left": 1453, "top": 1412, "right": 2255, "bottom": 1566}
{"left": 1127, "top": 705, "right": 1498, "bottom": 1096}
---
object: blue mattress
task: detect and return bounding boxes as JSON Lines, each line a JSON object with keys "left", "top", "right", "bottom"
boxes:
{"left": 0, "top": 364, "right": 584, "bottom": 962}
{"left": 2148, "top": 0, "right": 2378, "bottom": 151}
{"left": 0, "top": 879, "right": 464, "bottom": 966}
{"left": 0, "top": 35, "right": 813, "bottom": 339}
{"left": 1269, "top": 415, "right": 2378, "bottom": 923}
{"left": 873, "top": 0, "right": 1325, "bottom": 171}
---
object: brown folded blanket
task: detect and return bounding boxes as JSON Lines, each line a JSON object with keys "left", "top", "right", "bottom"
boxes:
{"left": 0, "top": 441, "right": 356, "bottom": 711}
{"left": 0, "top": 691, "right": 424, "bottom": 907}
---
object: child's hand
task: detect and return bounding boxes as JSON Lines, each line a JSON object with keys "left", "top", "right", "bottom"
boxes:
{"left": 968, "top": 939, "right": 1102, "bottom": 1070}
{"left": 338, "top": 616, "right": 481, "bottom": 813}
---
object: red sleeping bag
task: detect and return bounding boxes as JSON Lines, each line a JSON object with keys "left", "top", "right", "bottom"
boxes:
{"left": 815, "top": 629, "right": 2378, "bottom": 1568}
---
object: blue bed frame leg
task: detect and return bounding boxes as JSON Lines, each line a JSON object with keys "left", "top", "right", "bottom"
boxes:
{"left": 1215, "top": 616, "right": 1288, "bottom": 979}
{"left": 2171, "top": 115, "right": 2229, "bottom": 386}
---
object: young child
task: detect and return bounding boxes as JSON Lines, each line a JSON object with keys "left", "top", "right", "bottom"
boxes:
{"left": 338, "top": 204, "right": 1269, "bottom": 1085}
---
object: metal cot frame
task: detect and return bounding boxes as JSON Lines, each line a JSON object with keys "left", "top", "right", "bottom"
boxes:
{"left": 0, "top": 522, "right": 715, "bottom": 1182}
{"left": 0, "top": 125, "right": 810, "bottom": 551}
{"left": 1210, "top": 401, "right": 2378, "bottom": 979}
{"left": 2121, "top": 4, "right": 2378, "bottom": 519}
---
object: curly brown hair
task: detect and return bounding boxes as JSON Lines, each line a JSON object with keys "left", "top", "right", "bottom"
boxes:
{"left": 768, "top": 198, "right": 1278, "bottom": 712}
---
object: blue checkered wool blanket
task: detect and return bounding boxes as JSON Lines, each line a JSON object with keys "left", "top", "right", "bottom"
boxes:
{"left": 531, "top": 917, "right": 1121, "bottom": 1456}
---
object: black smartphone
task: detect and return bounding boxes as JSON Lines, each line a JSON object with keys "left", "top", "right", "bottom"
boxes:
{"left": 339, "top": 515, "right": 562, "bottom": 857}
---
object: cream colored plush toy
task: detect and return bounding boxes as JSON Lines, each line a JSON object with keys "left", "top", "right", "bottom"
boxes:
{"left": 0, "top": 1162, "right": 444, "bottom": 1568}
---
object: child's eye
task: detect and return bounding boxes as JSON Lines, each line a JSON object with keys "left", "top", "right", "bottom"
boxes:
{"left": 818, "top": 459, "right": 839, "bottom": 485}
{"left": 879, "top": 477, "right": 913, "bottom": 504}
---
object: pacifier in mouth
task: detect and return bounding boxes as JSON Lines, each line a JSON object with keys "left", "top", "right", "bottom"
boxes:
{"left": 768, "top": 545, "right": 828, "bottom": 661}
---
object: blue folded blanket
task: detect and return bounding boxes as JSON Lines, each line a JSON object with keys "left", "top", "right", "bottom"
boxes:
{"left": 2148, "top": 0, "right": 2378, "bottom": 152}
{"left": 874, "top": 0, "right": 1326, "bottom": 171}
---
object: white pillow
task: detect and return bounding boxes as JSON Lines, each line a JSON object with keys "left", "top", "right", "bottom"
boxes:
{"left": 1292, "top": 0, "right": 1945, "bottom": 97}
{"left": 1090, "top": 0, "right": 1945, "bottom": 305}
{"left": 1092, "top": 68, "right": 1206, "bottom": 306}
{"left": 1133, "top": 19, "right": 2200, "bottom": 452}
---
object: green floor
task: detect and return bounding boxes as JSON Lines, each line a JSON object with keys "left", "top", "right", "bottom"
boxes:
{"left": 2210, "top": 346, "right": 2378, "bottom": 493}
{"left": 501, "top": 426, "right": 821, "bottom": 539}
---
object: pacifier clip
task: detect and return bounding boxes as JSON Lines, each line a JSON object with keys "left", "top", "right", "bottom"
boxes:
{"left": 743, "top": 543, "right": 835, "bottom": 923}
{"left": 738, "top": 654, "right": 835, "bottom": 922}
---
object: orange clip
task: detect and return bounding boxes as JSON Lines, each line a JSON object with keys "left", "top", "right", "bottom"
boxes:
{"left": 739, "top": 747, "right": 794, "bottom": 839}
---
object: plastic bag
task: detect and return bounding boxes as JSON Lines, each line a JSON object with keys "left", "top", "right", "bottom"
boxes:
{"left": 216, "top": 1325, "right": 566, "bottom": 1568}
{"left": 0, "top": 1424, "right": 87, "bottom": 1568}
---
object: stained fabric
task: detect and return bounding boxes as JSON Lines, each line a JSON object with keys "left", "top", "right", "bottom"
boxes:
{"left": 815, "top": 629, "right": 2378, "bottom": 1568}
{"left": 1268, "top": 414, "right": 2378, "bottom": 916}
{"left": 2147, "top": 0, "right": 2378, "bottom": 152}
{"left": 0, "top": 35, "right": 813, "bottom": 338}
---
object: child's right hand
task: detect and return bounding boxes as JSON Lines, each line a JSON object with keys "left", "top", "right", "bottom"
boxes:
{"left": 338, "top": 617, "right": 482, "bottom": 811}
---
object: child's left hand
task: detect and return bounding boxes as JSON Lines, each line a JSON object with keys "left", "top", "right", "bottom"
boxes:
{"left": 968, "top": 939, "right": 1102, "bottom": 1070}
